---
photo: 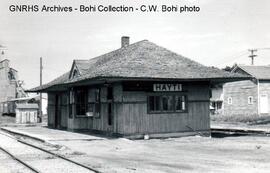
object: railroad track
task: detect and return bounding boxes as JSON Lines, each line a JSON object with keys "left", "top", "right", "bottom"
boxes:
{"left": 0, "top": 131, "right": 100, "bottom": 173}
{"left": 0, "top": 145, "right": 40, "bottom": 172}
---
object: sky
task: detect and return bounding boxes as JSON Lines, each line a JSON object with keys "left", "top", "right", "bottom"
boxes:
{"left": 0, "top": 0, "right": 270, "bottom": 89}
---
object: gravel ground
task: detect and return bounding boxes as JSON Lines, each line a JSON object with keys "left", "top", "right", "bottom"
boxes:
{"left": 1, "top": 125, "right": 270, "bottom": 172}
{"left": 0, "top": 132, "right": 94, "bottom": 173}
{"left": 0, "top": 150, "right": 33, "bottom": 173}
{"left": 55, "top": 136, "right": 270, "bottom": 173}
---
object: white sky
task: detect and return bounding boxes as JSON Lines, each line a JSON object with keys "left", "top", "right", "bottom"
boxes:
{"left": 0, "top": 0, "right": 270, "bottom": 89}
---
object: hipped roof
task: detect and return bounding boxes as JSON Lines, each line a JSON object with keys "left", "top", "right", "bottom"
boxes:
{"left": 29, "top": 40, "right": 249, "bottom": 92}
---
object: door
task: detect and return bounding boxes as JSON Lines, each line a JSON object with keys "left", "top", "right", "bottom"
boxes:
{"left": 55, "top": 94, "right": 61, "bottom": 128}
{"left": 260, "top": 94, "right": 268, "bottom": 114}
{"left": 107, "top": 86, "right": 114, "bottom": 132}
{"left": 106, "top": 102, "right": 113, "bottom": 132}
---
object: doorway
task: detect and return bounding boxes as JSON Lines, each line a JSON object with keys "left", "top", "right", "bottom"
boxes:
{"left": 54, "top": 94, "right": 61, "bottom": 128}
{"left": 260, "top": 94, "right": 268, "bottom": 114}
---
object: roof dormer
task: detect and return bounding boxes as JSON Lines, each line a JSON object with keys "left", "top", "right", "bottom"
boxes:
{"left": 69, "top": 61, "right": 81, "bottom": 79}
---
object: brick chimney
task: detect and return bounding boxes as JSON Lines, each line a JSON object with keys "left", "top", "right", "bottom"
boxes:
{"left": 121, "top": 36, "right": 130, "bottom": 48}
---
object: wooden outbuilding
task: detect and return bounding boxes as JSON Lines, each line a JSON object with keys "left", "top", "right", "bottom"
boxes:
{"left": 2, "top": 96, "right": 40, "bottom": 123}
{"left": 29, "top": 37, "right": 248, "bottom": 138}
{"left": 15, "top": 103, "right": 39, "bottom": 124}
{"left": 223, "top": 65, "right": 270, "bottom": 115}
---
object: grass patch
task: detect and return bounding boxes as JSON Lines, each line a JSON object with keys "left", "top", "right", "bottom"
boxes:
{"left": 211, "top": 114, "right": 270, "bottom": 124}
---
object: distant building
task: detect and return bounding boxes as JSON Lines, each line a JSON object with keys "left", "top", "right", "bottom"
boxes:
{"left": 219, "top": 65, "right": 270, "bottom": 115}
{"left": 0, "top": 46, "right": 39, "bottom": 124}
{"left": 0, "top": 46, "right": 19, "bottom": 113}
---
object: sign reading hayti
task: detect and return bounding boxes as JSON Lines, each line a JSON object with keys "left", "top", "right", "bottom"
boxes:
{"left": 153, "top": 84, "right": 182, "bottom": 92}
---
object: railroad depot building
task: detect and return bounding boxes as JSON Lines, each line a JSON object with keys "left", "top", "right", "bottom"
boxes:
{"left": 29, "top": 37, "right": 248, "bottom": 138}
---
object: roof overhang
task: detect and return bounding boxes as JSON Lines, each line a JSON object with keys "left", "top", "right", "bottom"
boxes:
{"left": 27, "top": 76, "right": 251, "bottom": 93}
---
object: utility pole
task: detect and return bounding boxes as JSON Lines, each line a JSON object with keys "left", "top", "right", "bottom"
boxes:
{"left": 39, "top": 57, "right": 43, "bottom": 123}
{"left": 248, "top": 49, "right": 257, "bottom": 65}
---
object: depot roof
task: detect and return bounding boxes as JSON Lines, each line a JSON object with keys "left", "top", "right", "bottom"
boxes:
{"left": 29, "top": 39, "right": 250, "bottom": 92}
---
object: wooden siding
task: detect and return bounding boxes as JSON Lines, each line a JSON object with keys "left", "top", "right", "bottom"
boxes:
{"left": 91, "top": 85, "right": 116, "bottom": 132}
{"left": 223, "top": 80, "right": 258, "bottom": 115}
{"left": 47, "top": 82, "right": 211, "bottom": 135}
{"left": 47, "top": 93, "right": 55, "bottom": 127}
{"left": 59, "top": 93, "right": 68, "bottom": 128}
{"left": 67, "top": 118, "right": 92, "bottom": 130}
{"left": 47, "top": 92, "right": 69, "bottom": 128}
{"left": 115, "top": 83, "right": 210, "bottom": 135}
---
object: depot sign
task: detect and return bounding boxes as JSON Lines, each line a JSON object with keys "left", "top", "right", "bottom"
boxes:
{"left": 153, "top": 84, "right": 182, "bottom": 92}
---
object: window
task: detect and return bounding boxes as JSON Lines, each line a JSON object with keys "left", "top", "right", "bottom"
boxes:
{"left": 148, "top": 95, "right": 187, "bottom": 113}
{"left": 87, "top": 103, "right": 94, "bottom": 117}
{"left": 228, "top": 97, "right": 232, "bottom": 105}
{"left": 248, "top": 96, "right": 253, "bottom": 105}
{"left": 149, "top": 96, "right": 160, "bottom": 112}
{"left": 162, "top": 96, "right": 174, "bottom": 111}
{"left": 69, "top": 88, "right": 102, "bottom": 118}
{"left": 74, "top": 88, "right": 88, "bottom": 116}
{"left": 175, "top": 95, "right": 186, "bottom": 111}
{"left": 8, "top": 70, "right": 16, "bottom": 80}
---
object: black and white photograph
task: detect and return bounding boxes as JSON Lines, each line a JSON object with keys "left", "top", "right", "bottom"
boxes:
{"left": 0, "top": 0, "right": 270, "bottom": 172}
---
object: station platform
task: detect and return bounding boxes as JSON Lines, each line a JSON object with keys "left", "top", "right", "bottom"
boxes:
{"left": 0, "top": 126, "right": 104, "bottom": 144}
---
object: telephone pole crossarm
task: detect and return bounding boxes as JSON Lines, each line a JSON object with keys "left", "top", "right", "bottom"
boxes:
{"left": 248, "top": 49, "right": 257, "bottom": 65}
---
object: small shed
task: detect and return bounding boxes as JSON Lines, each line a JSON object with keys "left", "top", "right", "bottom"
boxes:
{"left": 15, "top": 103, "right": 39, "bottom": 124}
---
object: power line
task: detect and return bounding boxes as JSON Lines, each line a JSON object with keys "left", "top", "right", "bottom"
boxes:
{"left": 255, "top": 47, "right": 270, "bottom": 50}
{"left": 213, "top": 50, "right": 247, "bottom": 64}
{"left": 215, "top": 51, "right": 249, "bottom": 66}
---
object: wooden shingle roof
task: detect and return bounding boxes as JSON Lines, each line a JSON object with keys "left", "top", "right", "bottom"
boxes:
{"left": 29, "top": 40, "right": 249, "bottom": 92}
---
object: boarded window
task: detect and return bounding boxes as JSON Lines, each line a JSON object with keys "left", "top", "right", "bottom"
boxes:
{"left": 148, "top": 95, "right": 187, "bottom": 113}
